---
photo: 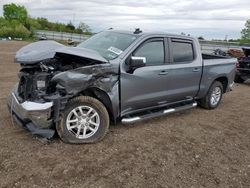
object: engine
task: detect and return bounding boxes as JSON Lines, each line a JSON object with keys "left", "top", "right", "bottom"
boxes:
{"left": 18, "top": 61, "right": 57, "bottom": 101}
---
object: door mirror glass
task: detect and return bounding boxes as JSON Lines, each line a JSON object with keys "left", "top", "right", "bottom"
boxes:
{"left": 130, "top": 56, "right": 146, "bottom": 68}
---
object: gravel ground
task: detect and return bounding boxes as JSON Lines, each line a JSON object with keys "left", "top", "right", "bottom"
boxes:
{"left": 0, "top": 41, "right": 250, "bottom": 188}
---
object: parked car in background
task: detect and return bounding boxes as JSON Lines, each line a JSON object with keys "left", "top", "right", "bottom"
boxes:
{"left": 39, "top": 34, "right": 47, "bottom": 40}
{"left": 8, "top": 30, "right": 236, "bottom": 143}
{"left": 235, "top": 47, "right": 250, "bottom": 83}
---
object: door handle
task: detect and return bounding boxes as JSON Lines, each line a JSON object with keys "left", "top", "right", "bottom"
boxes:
{"left": 159, "top": 70, "right": 168, "bottom": 75}
{"left": 192, "top": 68, "right": 200, "bottom": 72}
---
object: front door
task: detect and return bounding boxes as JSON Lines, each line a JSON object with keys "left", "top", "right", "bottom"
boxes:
{"left": 120, "top": 38, "right": 169, "bottom": 116}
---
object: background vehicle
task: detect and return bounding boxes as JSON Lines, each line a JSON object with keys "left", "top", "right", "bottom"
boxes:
{"left": 38, "top": 34, "right": 47, "bottom": 40}
{"left": 235, "top": 47, "right": 250, "bottom": 83}
{"left": 8, "top": 30, "right": 236, "bottom": 143}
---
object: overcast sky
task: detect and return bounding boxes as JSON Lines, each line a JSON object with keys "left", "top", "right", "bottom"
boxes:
{"left": 1, "top": 0, "right": 250, "bottom": 39}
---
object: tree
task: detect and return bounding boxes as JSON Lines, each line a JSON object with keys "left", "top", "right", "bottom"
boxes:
{"left": 77, "top": 22, "right": 92, "bottom": 34}
{"left": 66, "top": 21, "right": 75, "bottom": 31}
{"left": 198, "top": 36, "right": 205, "bottom": 40}
{"left": 3, "top": 3, "right": 28, "bottom": 24}
{"left": 27, "top": 18, "right": 41, "bottom": 30}
{"left": 36, "top": 17, "right": 50, "bottom": 29}
{"left": 0, "top": 17, "right": 8, "bottom": 28}
{"left": 241, "top": 19, "right": 250, "bottom": 39}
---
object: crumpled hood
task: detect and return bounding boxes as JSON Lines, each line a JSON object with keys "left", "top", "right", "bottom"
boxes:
{"left": 15, "top": 40, "right": 108, "bottom": 64}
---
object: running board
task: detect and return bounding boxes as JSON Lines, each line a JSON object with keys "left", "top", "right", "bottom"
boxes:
{"left": 121, "top": 102, "right": 197, "bottom": 124}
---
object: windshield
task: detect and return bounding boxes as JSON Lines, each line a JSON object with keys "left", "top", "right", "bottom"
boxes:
{"left": 77, "top": 31, "right": 138, "bottom": 60}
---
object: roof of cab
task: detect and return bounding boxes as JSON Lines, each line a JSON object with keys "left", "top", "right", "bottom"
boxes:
{"left": 108, "top": 29, "right": 195, "bottom": 40}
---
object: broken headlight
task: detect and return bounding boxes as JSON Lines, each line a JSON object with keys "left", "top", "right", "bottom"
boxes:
{"left": 40, "top": 62, "right": 55, "bottom": 72}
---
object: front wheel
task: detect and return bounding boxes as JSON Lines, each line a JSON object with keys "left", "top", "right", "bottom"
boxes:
{"left": 199, "top": 81, "right": 223, "bottom": 109}
{"left": 56, "top": 96, "right": 110, "bottom": 144}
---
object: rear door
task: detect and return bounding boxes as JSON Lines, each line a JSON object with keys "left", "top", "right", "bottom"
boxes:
{"left": 164, "top": 38, "right": 202, "bottom": 102}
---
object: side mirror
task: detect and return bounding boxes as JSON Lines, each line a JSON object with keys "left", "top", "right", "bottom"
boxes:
{"left": 130, "top": 56, "right": 146, "bottom": 68}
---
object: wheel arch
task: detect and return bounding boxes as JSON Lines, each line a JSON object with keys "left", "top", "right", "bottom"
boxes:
{"left": 79, "top": 87, "right": 115, "bottom": 123}
{"left": 214, "top": 76, "right": 228, "bottom": 93}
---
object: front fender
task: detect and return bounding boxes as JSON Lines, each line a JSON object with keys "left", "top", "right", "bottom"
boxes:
{"left": 51, "top": 64, "right": 120, "bottom": 121}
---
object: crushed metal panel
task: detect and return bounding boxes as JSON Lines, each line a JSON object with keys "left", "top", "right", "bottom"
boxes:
{"left": 51, "top": 64, "right": 119, "bottom": 95}
{"left": 15, "top": 40, "right": 109, "bottom": 64}
{"left": 15, "top": 40, "right": 64, "bottom": 64}
{"left": 55, "top": 47, "right": 108, "bottom": 63}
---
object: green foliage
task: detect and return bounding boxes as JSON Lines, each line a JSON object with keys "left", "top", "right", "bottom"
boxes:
{"left": 29, "top": 18, "right": 91, "bottom": 34}
{"left": 227, "top": 38, "right": 250, "bottom": 45}
{"left": 66, "top": 21, "right": 75, "bottom": 31}
{"left": 0, "top": 17, "right": 8, "bottom": 28}
{"left": 0, "top": 19, "right": 31, "bottom": 39}
{"left": 3, "top": 3, "right": 28, "bottom": 24}
{"left": 27, "top": 18, "right": 42, "bottom": 30}
{"left": 36, "top": 17, "right": 50, "bottom": 30}
{"left": 241, "top": 19, "right": 250, "bottom": 39}
{"left": 0, "top": 3, "right": 92, "bottom": 39}
{"left": 239, "top": 38, "right": 250, "bottom": 45}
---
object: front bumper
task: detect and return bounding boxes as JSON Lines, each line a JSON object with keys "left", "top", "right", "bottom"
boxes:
{"left": 7, "top": 86, "right": 55, "bottom": 138}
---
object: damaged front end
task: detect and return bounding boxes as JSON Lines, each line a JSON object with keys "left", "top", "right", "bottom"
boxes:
{"left": 8, "top": 40, "right": 118, "bottom": 139}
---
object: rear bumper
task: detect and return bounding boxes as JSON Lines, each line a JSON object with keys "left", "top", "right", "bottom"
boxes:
{"left": 7, "top": 86, "right": 55, "bottom": 138}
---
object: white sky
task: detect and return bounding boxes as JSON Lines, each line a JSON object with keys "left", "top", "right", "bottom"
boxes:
{"left": 0, "top": 0, "right": 250, "bottom": 39}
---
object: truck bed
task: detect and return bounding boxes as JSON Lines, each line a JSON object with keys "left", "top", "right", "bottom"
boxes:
{"left": 197, "top": 54, "right": 236, "bottom": 99}
{"left": 202, "top": 53, "right": 230, "bottom": 60}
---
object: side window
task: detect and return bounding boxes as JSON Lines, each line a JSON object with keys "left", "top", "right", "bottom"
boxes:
{"left": 134, "top": 40, "right": 164, "bottom": 65}
{"left": 171, "top": 40, "right": 194, "bottom": 63}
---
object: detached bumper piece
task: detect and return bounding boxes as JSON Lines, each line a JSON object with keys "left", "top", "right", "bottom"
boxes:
{"left": 8, "top": 92, "right": 55, "bottom": 139}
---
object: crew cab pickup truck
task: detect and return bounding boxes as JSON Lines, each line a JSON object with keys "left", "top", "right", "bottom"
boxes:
{"left": 235, "top": 47, "right": 250, "bottom": 83}
{"left": 8, "top": 30, "right": 236, "bottom": 143}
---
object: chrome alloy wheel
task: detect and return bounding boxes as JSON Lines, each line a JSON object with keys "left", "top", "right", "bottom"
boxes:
{"left": 66, "top": 106, "right": 100, "bottom": 139}
{"left": 210, "top": 86, "right": 222, "bottom": 106}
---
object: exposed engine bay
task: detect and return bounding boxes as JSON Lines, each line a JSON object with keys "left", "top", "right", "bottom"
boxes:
{"left": 17, "top": 52, "right": 105, "bottom": 102}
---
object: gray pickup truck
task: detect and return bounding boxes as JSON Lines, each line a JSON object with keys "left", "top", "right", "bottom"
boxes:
{"left": 8, "top": 30, "right": 236, "bottom": 143}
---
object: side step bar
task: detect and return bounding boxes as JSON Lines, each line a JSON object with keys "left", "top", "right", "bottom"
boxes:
{"left": 121, "top": 102, "right": 197, "bottom": 124}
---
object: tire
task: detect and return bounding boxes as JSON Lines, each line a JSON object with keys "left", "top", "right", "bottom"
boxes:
{"left": 56, "top": 96, "right": 109, "bottom": 144}
{"left": 234, "top": 75, "right": 245, "bottom": 83}
{"left": 199, "top": 81, "right": 223, "bottom": 110}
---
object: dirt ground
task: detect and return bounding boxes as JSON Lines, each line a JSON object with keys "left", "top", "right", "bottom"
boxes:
{"left": 0, "top": 41, "right": 250, "bottom": 188}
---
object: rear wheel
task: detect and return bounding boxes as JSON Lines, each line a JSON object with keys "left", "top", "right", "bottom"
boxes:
{"left": 199, "top": 81, "right": 223, "bottom": 109}
{"left": 56, "top": 96, "right": 109, "bottom": 144}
